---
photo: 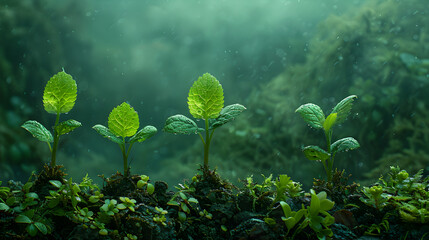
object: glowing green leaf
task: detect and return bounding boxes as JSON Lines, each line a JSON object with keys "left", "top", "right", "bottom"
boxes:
{"left": 43, "top": 71, "right": 77, "bottom": 114}
{"left": 331, "top": 95, "right": 357, "bottom": 124}
{"left": 15, "top": 215, "right": 32, "bottom": 224}
{"left": 163, "top": 114, "right": 204, "bottom": 135}
{"left": 188, "top": 73, "right": 224, "bottom": 120}
{"left": 323, "top": 113, "right": 337, "bottom": 132}
{"left": 34, "top": 222, "right": 47, "bottom": 235}
{"left": 331, "top": 137, "right": 360, "bottom": 154}
{"left": 108, "top": 102, "right": 139, "bottom": 138}
{"left": 295, "top": 103, "right": 325, "bottom": 129}
{"left": 55, "top": 119, "right": 82, "bottom": 136}
{"left": 302, "top": 146, "right": 330, "bottom": 162}
{"left": 21, "top": 120, "right": 53, "bottom": 143}
{"left": 129, "top": 125, "right": 157, "bottom": 143}
{"left": 92, "top": 125, "right": 123, "bottom": 144}
{"left": 209, "top": 104, "right": 246, "bottom": 130}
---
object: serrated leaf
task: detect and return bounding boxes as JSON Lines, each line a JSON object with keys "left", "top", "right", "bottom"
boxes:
{"left": 188, "top": 73, "right": 224, "bottom": 120}
{"left": 15, "top": 214, "right": 32, "bottom": 224}
{"left": 163, "top": 114, "right": 204, "bottom": 135}
{"left": 55, "top": 119, "right": 82, "bottom": 136}
{"left": 295, "top": 103, "right": 325, "bottom": 129}
{"left": 331, "top": 95, "right": 357, "bottom": 124}
{"left": 323, "top": 113, "right": 337, "bottom": 132}
{"left": 43, "top": 71, "right": 77, "bottom": 114}
{"left": 92, "top": 125, "right": 123, "bottom": 144}
{"left": 108, "top": 102, "right": 139, "bottom": 138}
{"left": 209, "top": 104, "right": 246, "bottom": 129}
{"left": 331, "top": 137, "right": 360, "bottom": 154}
{"left": 129, "top": 125, "right": 157, "bottom": 144}
{"left": 302, "top": 146, "right": 330, "bottom": 162}
{"left": 34, "top": 222, "right": 48, "bottom": 235}
{"left": 21, "top": 120, "right": 53, "bottom": 143}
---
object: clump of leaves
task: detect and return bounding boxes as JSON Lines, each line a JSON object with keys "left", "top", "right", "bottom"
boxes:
{"left": 22, "top": 70, "right": 81, "bottom": 167}
{"left": 163, "top": 73, "right": 246, "bottom": 173}
{"left": 295, "top": 95, "right": 360, "bottom": 182}
{"left": 93, "top": 102, "right": 157, "bottom": 176}
{"left": 313, "top": 169, "right": 360, "bottom": 203}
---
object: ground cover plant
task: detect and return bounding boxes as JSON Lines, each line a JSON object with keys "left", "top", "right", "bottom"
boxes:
{"left": 1, "top": 72, "right": 428, "bottom": 239}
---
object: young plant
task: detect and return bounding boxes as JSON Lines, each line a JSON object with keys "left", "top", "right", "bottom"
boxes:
{"left": 93, "top": 102, "right": 157, "bottom": 176}
{"left": 163, "top": 73, "right": 246, "bottom": 172}
{"left": 295, "top": 95, "right": 360, "bottom": 182}
{"left": 21, "top": 70, "right": 81, "bottom": 167}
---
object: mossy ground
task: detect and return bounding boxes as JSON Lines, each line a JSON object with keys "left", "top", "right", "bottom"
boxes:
{"left": 1, "top": 166, "right": 428, "bottom": 239}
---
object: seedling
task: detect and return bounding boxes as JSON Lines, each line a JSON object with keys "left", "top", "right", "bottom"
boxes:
{"left": 93, "top": 102, "right": 157, "bottom": 176}
{"left": 22, "top": 70, "right": 81, "bottom": 167}
{"left": 295, "top": 95, "right": 360, "bottom": 182}
{"left": 163, "top": 73, "right": 246, "bottom": 172}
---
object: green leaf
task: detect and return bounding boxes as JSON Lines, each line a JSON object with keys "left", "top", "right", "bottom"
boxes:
{"left": 331, "top": 137, "right": 360, "bottom": 154}
{"left": 49, "top": 180, "right": 62, "bottom": 188}
{"left": 15, "top": 214, "right": 32, "bottom": 224}
{"left": 302, "top": 146, "right": 330, "bottom": 162}
{"left": 146, "top": 183, "right": 155, "bottom": 195}
{"left": 43, "top": 71, "right": 77, "bottom": 114}
{"left": 21, "top": 120, "right": 53, "bottom": 143}
{"left": 209, "top": 104, "right": 246, "bottom": 129}
{"left": 188, "top": 73, "right": 224, "bottom": 120}
{"left": 163, "top": 114, "right": 204, "bottom": 135}
{"left": 295, "top": 103, "right": 325, "bottom": 129}
{"left": 55, "top": 119, "right": 82, "bottom": 136}
{"left": 129, "top": 125, "right": 157, "bottom": 144}
{"left": 309, "top": 190, "right": 321, "bottom": 217}
{"left": 108, "top": 102, "right": 139, "bottom": 138}
{"left": 0, "top": 203, "right": 9, "bottom": 211}
{"left": 331, "top": 95, "right": 357, "bottom": 124}
{"left": 34, "top": 222, "right": 48, "bottom": 235}
{"left": 93, "top": 124, "right": 123, "bottom": 144}
{"left": 323, "top": 113, "right": 337, "bottom": 132}
{"left": 27, "top": 224, "right": 38, "bottom": 237}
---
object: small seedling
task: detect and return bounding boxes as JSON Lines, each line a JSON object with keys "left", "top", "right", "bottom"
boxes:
{"left": 163, "top": 73, "right": 246, "bottom": 172}
{"left": 93, "top": 102, "right": 157, "bottom": 176}
{"left": 22, "top": 70, "right": 81, "bottom": 167}
{"left": 295, "top": 95, "right": 360, "bottom": 182}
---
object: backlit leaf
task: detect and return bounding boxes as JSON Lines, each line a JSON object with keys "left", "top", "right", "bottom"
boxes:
{"left": 43, "top": 71, "right": 77, "bottom": 114}
{"left": 331, "top": 137, "right": 360, "bottom": 154}
{"left": 108, "top": 102, "right": 139, "bottom": 138}
{"left": 188, "top": 73, "right": 224, "bottom": 120}
{"left": 295, "top": 103, "right": 325, "bottom": 129}
{"left": 55, "top": 119, "right": 82, "bottom": 136}
{"left": 21, "top": 120, "right": 53, "bottom": 143}
{"left": 323, "top": 113, "right": 337, "bottom": 132}
{"left": 331, "top": 95, "right": 357, "bottom": 124}
{"left": 92, "top": 125, "right": 123, "bottom": 144}
{"left": 209, "top": 104, "right": 246, "bottom": 129}
{"left": 129, "top": 125, "right": 157, "bottom": 144}
{"left": 163, "top": 114, "right": 204, "bottom": 135}
{"left": 302, "top": 146, "right": 330, "bottom": 162}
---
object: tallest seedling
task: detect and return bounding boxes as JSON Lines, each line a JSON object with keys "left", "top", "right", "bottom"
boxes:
{"left": 22, "top": 70, "right": 81, "bottom": 167}
{"left": 163, "top": 73, "right": 246, "bottom": 173}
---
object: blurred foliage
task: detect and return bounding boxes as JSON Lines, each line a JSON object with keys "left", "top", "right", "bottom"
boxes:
{"left": 164, "top": 0, "right": 429, "bottom": 186}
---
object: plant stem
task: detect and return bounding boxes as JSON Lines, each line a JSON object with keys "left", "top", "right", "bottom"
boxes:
{"left": 325, "top": 129, "right": 333, "bottom": 182}
{"left": 203, "top": 119, "right": 210, "bottom": 172}
{"left": 51, "top": 113, "right": 60, "bottom": 167}
{"left": 120, "top": 141, "right": 128, "bottom": 176}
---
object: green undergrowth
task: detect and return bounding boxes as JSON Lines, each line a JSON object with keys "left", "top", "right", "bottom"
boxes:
{"left": 1, "top": 70, "right": 428, "bottom": 239}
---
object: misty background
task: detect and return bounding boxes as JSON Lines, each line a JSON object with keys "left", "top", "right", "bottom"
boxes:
{"left": 2, "top": 0, "right": 367, "bottom": 186}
